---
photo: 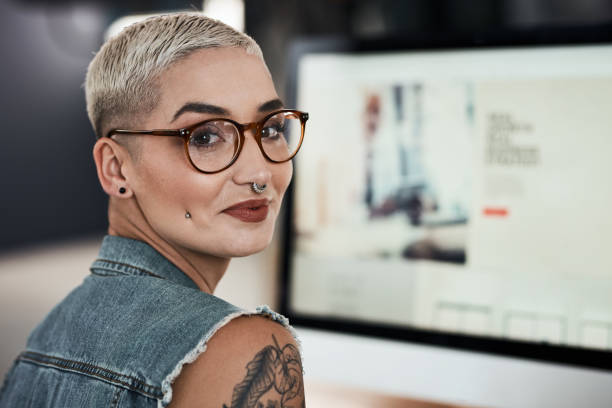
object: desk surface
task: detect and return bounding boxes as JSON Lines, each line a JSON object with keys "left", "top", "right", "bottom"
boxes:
{"left": 306, "top": 380, "right": 479, "bottom": 408}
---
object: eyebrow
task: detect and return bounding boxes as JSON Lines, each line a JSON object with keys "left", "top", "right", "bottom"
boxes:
{"left": 171, "top": 103, "right": 229, "bottom": 122}
{"left": 258, "top": 98, "right": 284, "bottom": 112}
{"left": 171, "top": 98, "right": 285, "bottom": 122}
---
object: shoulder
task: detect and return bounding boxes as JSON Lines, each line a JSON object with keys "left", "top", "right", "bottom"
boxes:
{"left": 169, "top": 314, "right": 304, "bottom": 408}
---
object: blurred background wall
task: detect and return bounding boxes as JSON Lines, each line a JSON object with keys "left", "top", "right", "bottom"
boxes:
{"left": 1, "top": 0, "right": 612, "bottom": 404}
{"left": 2, "top": 0, "right": 612, "bottom": 251}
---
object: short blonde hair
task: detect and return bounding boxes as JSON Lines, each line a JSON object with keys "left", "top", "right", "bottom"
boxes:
{"left": 85, "top": 12, "right": 263, "bottom": 138}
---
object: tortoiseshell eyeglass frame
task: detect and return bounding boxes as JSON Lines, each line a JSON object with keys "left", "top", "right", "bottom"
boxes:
{"left": 103, "top": 109, "right": 309, "bottom": 174}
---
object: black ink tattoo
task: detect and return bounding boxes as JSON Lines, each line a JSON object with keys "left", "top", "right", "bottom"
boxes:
{"left": 223, "top": 334, "right": 304, "bottom": 408}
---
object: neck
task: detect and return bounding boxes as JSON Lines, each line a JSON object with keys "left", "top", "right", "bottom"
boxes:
{"left": 107, "top": 196, "right": 229, "bottom": 293}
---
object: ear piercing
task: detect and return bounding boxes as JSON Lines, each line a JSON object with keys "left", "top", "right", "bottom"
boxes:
{"left": 119, "top": 187, "right": 126, "bottom": 194}
{"left": 251, "top": 182, "right": 266, "bottom": 194}
{"left": 185, "top": 211, "right": 191, "bottom": 219}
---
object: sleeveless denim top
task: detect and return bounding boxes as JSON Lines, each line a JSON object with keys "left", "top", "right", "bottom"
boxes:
{"left": 0, "top": 235, "right": 293, "bottom": 408}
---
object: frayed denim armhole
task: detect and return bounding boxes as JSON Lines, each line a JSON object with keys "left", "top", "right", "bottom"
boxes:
{"left": 158, "top": 305, "right": 300, "bottom": 408}
{"left": 254, "top": 305, "right": 302, "bottom": 352}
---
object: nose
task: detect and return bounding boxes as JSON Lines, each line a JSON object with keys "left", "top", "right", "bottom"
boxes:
{"left": 231, "top": 129, "right": 272, "bottom": 188}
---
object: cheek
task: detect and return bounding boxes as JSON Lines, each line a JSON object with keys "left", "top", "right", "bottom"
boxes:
{"left": 129, "top": 148, "right": 221, "bottom": 216}
{"left": 274, "top": 161, "right": 293, "bottom": 197}
{"left": 147, "top": 173, "right": 222, "bottom": 213}
{"left": 134, "top": 165, "right": 188, "bottom": 213}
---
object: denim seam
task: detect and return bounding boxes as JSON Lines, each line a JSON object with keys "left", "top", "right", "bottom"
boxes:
{"left": 111, "top": 386, "right": 123, "bottom": 408}
{"left": 90, "top": 270, "right": 123, "bottom": 277}
{"left": 90, "top": 258, "right": 165, "bottom": 279}
{"left": 18, "top": 351, "right": 162, "bottom": 399}
{"left": 90, "top": 269, "right": 159, "bottom": 279}
{"left": 18, "top": 357, "right": 160, "bottom": 399}
{"left": 22, "top": 351, "right": 159, "bottom": 388}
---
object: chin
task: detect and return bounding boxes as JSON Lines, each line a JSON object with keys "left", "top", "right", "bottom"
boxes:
{"left": 224, "top": 236, "right": 272, "bottom": 257}
{"left": 214, "top": 218, "right": 277, "bottom": 257}
{"left": 185, "top": 236, "right": 270, "bottom": 258}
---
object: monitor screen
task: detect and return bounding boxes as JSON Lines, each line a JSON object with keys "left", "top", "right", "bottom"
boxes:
{"left": 283, "top": 31, "right": 612, "bottom": 368}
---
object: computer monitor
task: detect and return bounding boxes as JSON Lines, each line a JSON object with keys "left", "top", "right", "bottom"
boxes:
{"left": 281, "top": 25, "right": 612, "bottom": 406}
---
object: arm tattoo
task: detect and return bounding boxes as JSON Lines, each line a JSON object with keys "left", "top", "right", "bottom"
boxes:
{"left": 222, "top": 334, "right": 305, "bottom": 408}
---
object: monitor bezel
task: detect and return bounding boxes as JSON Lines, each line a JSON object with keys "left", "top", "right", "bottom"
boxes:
{"left": 279, "top": 23, "right": 612, "bottom": 372}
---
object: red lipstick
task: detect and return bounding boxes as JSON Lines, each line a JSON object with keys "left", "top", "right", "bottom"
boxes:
{"left": 223, "top": 199, "right": 270, "bottom": 223}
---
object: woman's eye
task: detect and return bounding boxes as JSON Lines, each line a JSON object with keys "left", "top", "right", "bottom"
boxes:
{"left": 191, "top": 130, "right": 221, "bottom": 148}
{"left": 262, "top": 123, "right": 284, "bottom": 140}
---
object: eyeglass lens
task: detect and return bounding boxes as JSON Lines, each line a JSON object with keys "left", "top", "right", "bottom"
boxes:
{"left": 187, "top": 111, "right": 303, "bottom": 172}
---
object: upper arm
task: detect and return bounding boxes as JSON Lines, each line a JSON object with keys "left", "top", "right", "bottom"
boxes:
{"left": 169, "top": 315, "right": 305, "bottom": 408}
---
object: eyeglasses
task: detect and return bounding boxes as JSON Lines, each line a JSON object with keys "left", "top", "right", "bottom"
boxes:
{"left": 105, "top": 109, "right": 309, "bottom": 174}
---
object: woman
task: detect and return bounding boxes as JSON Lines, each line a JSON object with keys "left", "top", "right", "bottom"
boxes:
{"left": 0, "top": 13, "right": 306, "bottom": 408}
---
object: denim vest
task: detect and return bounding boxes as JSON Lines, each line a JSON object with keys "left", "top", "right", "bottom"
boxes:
{"left": 0, "top": 235, "right": 292, "bottom": 407}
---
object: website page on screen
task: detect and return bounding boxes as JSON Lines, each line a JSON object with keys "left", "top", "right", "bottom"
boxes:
{"left": 290, "top": 45, "right": 612, "bottom": 350}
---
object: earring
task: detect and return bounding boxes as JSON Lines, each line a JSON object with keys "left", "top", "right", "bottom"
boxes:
{"left": 119, "top": 187, "right": 126, "bottom": 194}
{"left": 185, "top": 211, "right": 191, "bottom": 219}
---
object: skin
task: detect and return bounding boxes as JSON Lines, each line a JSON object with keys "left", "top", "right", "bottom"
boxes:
{"left": 94, "top": 48, "right": 304, "bottom": 408}
{"left": 93, "top": 46, "right": 304, "bottom": 407}
{"left": 171, "top": 315, "right": 305, "bottom": 408}
{"left": 93, "top": 47, "right": 293, "bottom": 293}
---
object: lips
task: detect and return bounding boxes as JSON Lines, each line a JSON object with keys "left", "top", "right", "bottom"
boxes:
{"left": 222, "top": 199, "right": 270, "bottom": 223}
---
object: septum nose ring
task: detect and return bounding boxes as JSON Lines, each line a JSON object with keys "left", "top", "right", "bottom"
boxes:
{"left": 251, "top": 182, "right": 266, "bottom": 194}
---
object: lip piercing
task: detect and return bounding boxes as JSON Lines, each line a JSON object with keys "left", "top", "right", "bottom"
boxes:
{"left": 251, "top": 182, "right": 266, "bottom": 194}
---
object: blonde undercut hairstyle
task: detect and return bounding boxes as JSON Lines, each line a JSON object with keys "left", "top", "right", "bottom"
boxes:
{"left": 85, "top": 12, "right": 263, "bottom": 139}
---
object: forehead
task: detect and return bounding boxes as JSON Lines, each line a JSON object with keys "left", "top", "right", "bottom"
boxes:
{"left": 154, "top": 48, "right": 277, "bottom": 124}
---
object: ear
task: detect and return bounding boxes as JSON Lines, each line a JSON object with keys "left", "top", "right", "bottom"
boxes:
{"left": 93, "top": 138, "right": 134, "bottom": 198}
